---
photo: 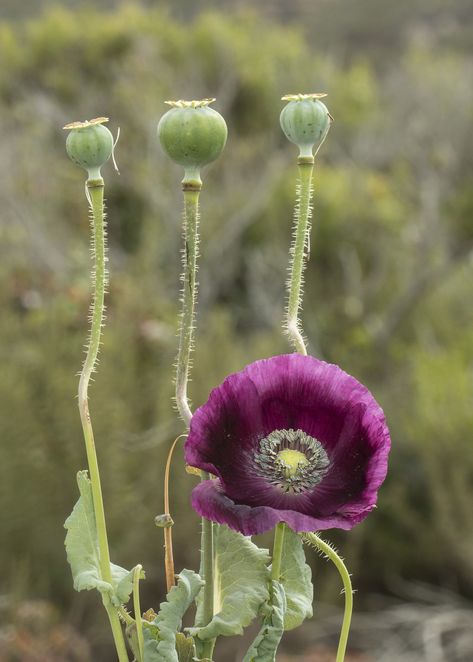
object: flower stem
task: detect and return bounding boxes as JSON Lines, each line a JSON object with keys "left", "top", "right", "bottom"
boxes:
{"left": 104, "top": 598, "right": 130, "bottom": 662}
{"left": 285, "top": 158, "right": 315, "bottom": 355}
{"left": 163, "top": 434, "right": 186, "bottom": 591}
{"left": 175, "top": 185, "right": 201, "bottom": 427}
{"left": 79, "top": 178, "right": 129, "bottom": 662}
{"left": 271, "top": 522, "right": 286, "bottom": 581}
{"left": 175, "top": 179, "right": 215, "bottom": 658}
{"left": 133, "top": 565, "right": 144, "bottom": 662}
{"left": 200, "top": 471, "right": 216, "bottom": 660}
{"left": 302, "top": 532, "right": 353, "bottom": 662}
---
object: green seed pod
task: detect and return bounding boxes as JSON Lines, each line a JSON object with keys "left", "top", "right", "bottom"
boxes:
{"left": 157, "top": 99, "right": 227, "bottom": 186}
{"left": 280, "top": 93, "right": 332, "bottom": 161}
{"left": 64, "top": 117, "right": 114, "bottom": 180}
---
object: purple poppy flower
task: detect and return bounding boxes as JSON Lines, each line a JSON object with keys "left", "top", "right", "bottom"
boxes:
{"left": 185, "top": 354, "right": 390, "bottom": 536}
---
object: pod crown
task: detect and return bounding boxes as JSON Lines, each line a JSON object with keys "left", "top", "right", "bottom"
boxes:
{"left": 63, "top": 117, "right": 109, "bottom": 130}
{"left": 281, "top": 93, "right": 327, "bottom": 102}
{"left": 164, "top": 99, "right": 216, "bottom": 109}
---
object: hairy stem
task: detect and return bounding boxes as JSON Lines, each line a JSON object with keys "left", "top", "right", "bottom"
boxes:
{"left": 79, "top": 179, "right": 129, "bottom": 662}
{"left": 302, "top": 533, "right": 353, "bottom": 662}
{"left": 285, "top": 159, "right": 314, "bottom": 355}
{"left": 175, "top": 187, "right": 200, "bottom": 426}
{"left": 271, "top": 522, "right": 286, "bottom": 581}
{"left": 174, "top": 180, "right": 215, "bottom": 658}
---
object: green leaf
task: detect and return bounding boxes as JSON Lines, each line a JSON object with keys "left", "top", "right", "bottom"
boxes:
{"left": 143, "top": 569, "right": 204, "bottom": 662}
{"left": 64, "top": 470, "right": 136, "bottom": 606}
{"left": 189, "top": 525, "right": 270, "bottom": 640}
{"left": 143, "top": 628, "right": 161, "bottom": 662}
{"left": 278, "top": 527, "right": 313, "bottom": 630}
{"left": 242, "top": 581, "right": 286, "bottom": 662}
{"left": 64, "top": 471, "right": 113, "bottom": 595}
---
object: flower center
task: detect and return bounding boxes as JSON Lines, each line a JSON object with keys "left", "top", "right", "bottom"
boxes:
{"left": 254, "top": 428, "right": 330, "bottom": 494}
{"left": 276, "top": 449, "right": 309, "bottom": 477}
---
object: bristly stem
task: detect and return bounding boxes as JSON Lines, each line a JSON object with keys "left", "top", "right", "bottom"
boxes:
{"left": 302, "top": 532, "right": 353, "bottom": 662}
{"left": 285, "top": 157, "right": 315, "bottom": 355}
{"left": 286, "top": 153, "right": 353, "bottom": 662}
{"left": 175, "top": 185, "right": 200, "bottom": 427}
{"left": 175, "top": 179, "right": 216, "bottom": 658}
{"left": 79, "top": 178, "right": 129, "bottom": 662}
{"left": 271, "top": 522, "right": 286, "bottom": 581}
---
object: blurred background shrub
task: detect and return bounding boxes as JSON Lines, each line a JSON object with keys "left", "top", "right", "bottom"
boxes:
{"left": 0, "top": 1, "right": 472, "bottom": 659}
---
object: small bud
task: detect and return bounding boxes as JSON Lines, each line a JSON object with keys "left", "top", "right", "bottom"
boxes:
{"left": 63, "top": 117, "right": 114, "bottom": 180}
{"left": 155, "top": 513, "right": 174, "bottom": 528}
{"left": 157, "top": 99, "right": 227, "bottom": 186}
{"left": 280, "top": 93, "right": 332, "bottom": 161}
{"left": 142, "top": 608, "right": 158, "bottom": 622}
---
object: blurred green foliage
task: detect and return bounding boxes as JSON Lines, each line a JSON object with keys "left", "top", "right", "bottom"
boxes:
{"left": 0, "top": 2, "right": 473, "bottom": 658}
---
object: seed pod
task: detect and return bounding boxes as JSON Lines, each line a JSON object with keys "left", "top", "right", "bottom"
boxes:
{"left": 157, "top": 99, "right": 227, "bottom": 186}
{"left": 280, "top": 93, "right": 331, "bottom": 160}
{"left": 64, "top": 117, "right": 114, "bottom": 180}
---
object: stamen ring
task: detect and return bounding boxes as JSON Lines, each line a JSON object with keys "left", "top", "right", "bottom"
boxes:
{"left": 254, "top": 428, "right": 330, "bottom": 494}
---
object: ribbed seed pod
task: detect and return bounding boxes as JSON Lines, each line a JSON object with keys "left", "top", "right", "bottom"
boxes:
{"left": 64, "top": 117, "right": 114, "bottom": 180}
{"left": 157, "top": 99, "right": 227, "bottom": 185}
{"left": 280, "top": 93, "right": 331, "bottom": 160}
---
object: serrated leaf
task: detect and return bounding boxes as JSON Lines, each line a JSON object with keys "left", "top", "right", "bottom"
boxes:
{"left": 242, "top": 581, "right": 286, "bottom": 662}
{"left": 141, "top": 622, "right": 159, "bottom": 662}
{"left": 278, "top": 527, "right": 313, "bottom": 630}
{"left": 143, "top": 569, "right": 203, "bottom": 662}
{"left": 189, "top": 525, "right": 270, "bottom": 640}
{"left": 64, "top": 470, "right": 135, "bottom": 606}
{"left": 64, "top": 471, "right": 114, "bottom": 595}
{"left": 143, "top": 629, "right": 160, "bottom": 662}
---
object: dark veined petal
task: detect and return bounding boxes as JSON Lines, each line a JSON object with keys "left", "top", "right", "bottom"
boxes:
{"left": 191, "top": 480, "right": 365, "bottom": 537}
{"left": 185, "top": 354, "right": 391, "bottom": 535}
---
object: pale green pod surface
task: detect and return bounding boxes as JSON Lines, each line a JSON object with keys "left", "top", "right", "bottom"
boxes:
{"left": 64, "top": 117, "right": 114, "bottom": 179}
{"left": 280, "top": 93, "right": 331, "bottom": 159}
{"left": 157, "top": 99, "right": 227, "bottom": 170}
